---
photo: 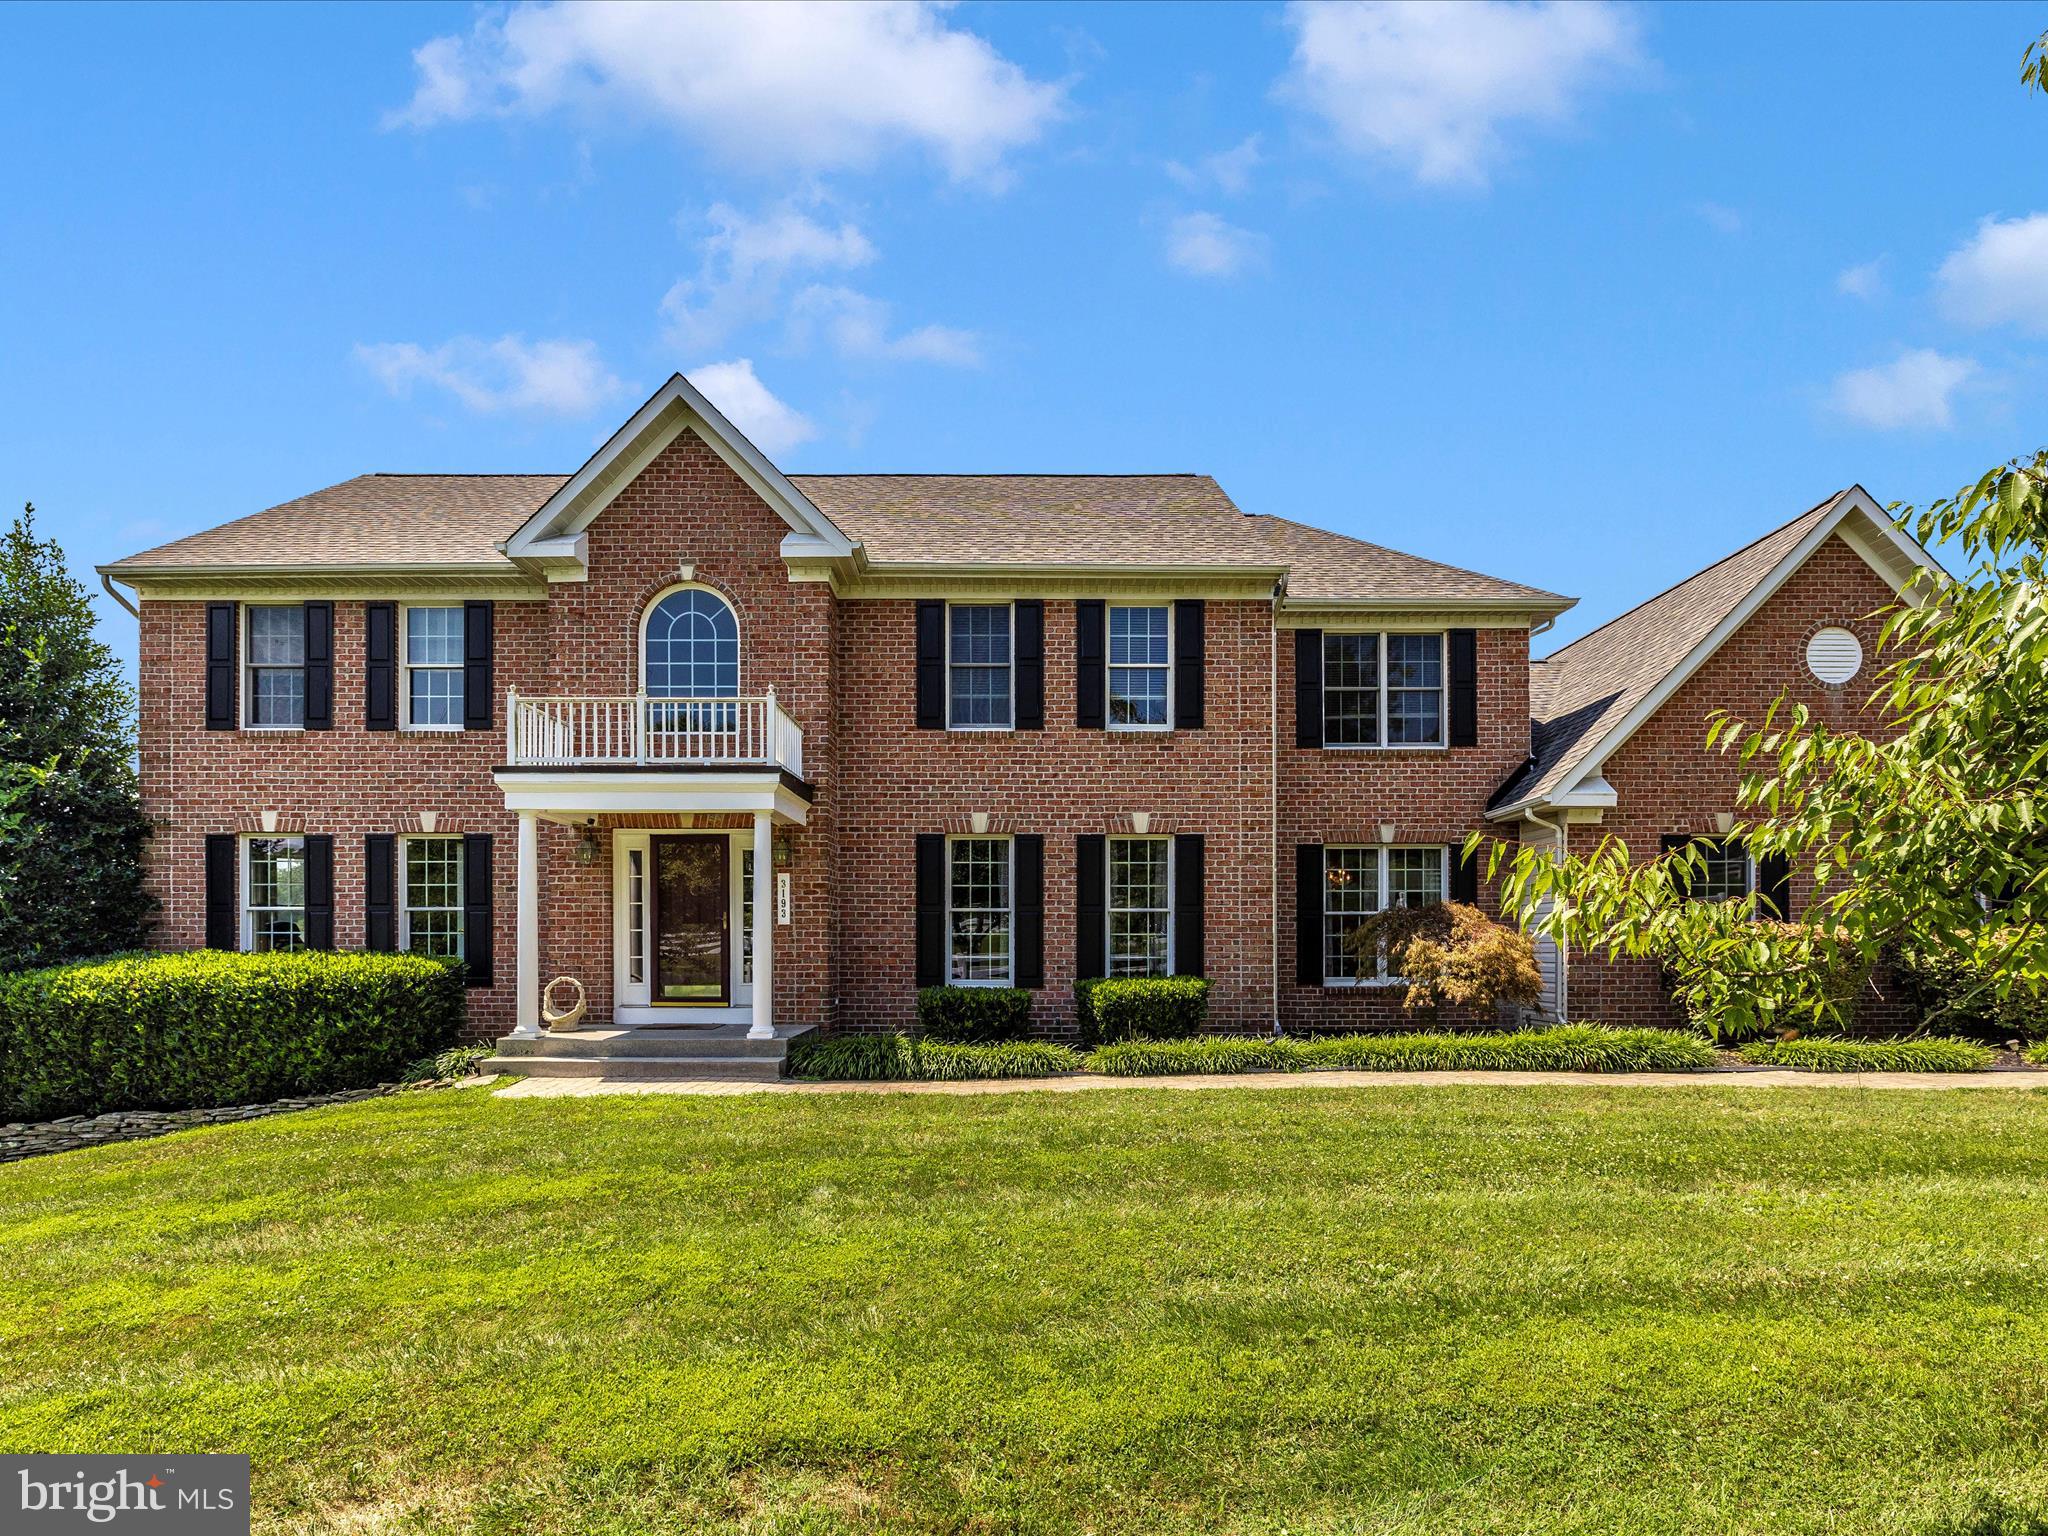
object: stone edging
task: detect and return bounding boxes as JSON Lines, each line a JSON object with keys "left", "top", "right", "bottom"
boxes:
{"left": 0, "top": 1077, "right": 489, "bottom": 1165}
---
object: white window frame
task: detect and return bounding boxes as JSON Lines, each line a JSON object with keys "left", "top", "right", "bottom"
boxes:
{"left": 1106, "top": 602, "right": 1174, "bottom": 733}
{"left": 1321, "top": 630, "right": 1447, "bottom": 752}
{"left": 945, "top": 834, "right": 1015, "bottom": 985}
{"left": 400, "top": 605, "right": 466, "bottom": 732}
{"left": 1106, "top": 834, "right": 1174, "bottom": 977}
{"left": 1685, "top": 839, "right": 1755, "bottom": 905}
{"left": 241, "top": 604, "right": 306, "bottom": 731}
{"left": 944, "top": 601, "right": 1016, "bottom": 732}
{"left": 240, "top": 834, "right": 307, "bottom": 952}
{"left": 1322, "top": 844, "right": 1449, "bottom": 986}
{"left": 398, "top": 834, "right": 465, "bottom": 960}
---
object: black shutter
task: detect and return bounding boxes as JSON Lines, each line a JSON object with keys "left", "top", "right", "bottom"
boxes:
{"left": 915, "top": 601, "right": 946, "bottom": 730}
{"left": 463, "top": 834, "right": 494, "bottom": 987}
{"left": 1661, "top": 834, "right": 1693, "bottom": 899}
{"left": 1295, "top": 843, "right": 1325, "bottom": 986}
{"left": 1448, "top": 628, "right": 1478, "bottom": 748}
{"left": 915, "top": 834, "right": 946, "bottom": 986}
{"left": 303, "top": 834, "right": 334, "bottom": 951}
{"left": 1014, "top": 834, "right": 1044, "bottom": 987}
{"left": 1174, "top": 600, "right": 1206, "bottom": 731}
{"left": 1076, "top": 834, "right": 1107, "bottom": 981}
{"left": 365, "top": 834, "right": 396, "bottom": 951}
{"left": 364, "top": 602, "right": 398, "bottom": 732}
{"left": 1075, "top": 599, "right": 1106, "bottom": 729}
{"left": 205, "top": 603, "right": 236, "bottom": 730}
{"left": 205, "top": 833, "right": 238, "bottom": 949}
{"left": 1758, "top": 852, "right": 1792, "bottom": 919}
{"left": 1294, "top": 629, "right": 1323, "bottom": 748}
{"left": 302, "top": 601, "right": 333, "bottom": 731}
{"left": 1174, "top": 833, "right": 1205, "bottom": 977}
{"left": 1014, "top": 600, "right": 1044, "bottom": 731}
{"left": 1449, "top": 842, "right": 1479, "bottom": 905}
{"left": 463, "top": 601, "right": 494, "bottom": 731}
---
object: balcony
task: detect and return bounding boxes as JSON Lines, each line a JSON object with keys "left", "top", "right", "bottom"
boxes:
{"left": 505, "top": 690, "right": 804, "bottom": 777}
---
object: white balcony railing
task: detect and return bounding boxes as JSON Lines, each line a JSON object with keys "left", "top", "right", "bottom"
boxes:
{"left": 505, "top": 689, "right": 803, "bottom": 776}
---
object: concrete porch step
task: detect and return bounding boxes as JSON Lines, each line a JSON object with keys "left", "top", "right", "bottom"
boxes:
{"left": 491, "top": 1027, "right": 801, "bottom": 1061}
{"left": 481, "top": 1054, "right": 787, "bottom": 1082}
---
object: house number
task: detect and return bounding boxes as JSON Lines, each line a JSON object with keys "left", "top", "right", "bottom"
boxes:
{"left": 776, "top": 871, "right": 792, "bottom": 925}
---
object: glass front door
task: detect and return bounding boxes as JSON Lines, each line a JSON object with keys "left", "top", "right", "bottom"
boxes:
{"left": 653, "top": 835, "right": 730, "bottom": 1003}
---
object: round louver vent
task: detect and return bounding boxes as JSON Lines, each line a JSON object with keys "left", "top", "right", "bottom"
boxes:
{"left": 1805, "top": 626, "right": 1863, "bottom": 685}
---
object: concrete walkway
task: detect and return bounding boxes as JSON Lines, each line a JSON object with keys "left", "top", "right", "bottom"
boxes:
{"left": 494, "top": 1067, "right": 2048, "bottom": 1100}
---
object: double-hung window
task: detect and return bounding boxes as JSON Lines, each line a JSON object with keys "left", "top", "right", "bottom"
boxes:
{"left": 1322, "top": 845, "right": 1446, "bottom": 984}
{"left": 400, "top": 836, "right": 464, "bottom": 959}
{"left": 1323, "top": 633, "right": 1444, "bottom": 747}
{"left": 1107, "top": 836, "right": 1172, "bottom": 976}
{"left": 1683, "top": 839, "right": 1753, "bottom": 904}
{"left": 947, "top": 604, "right": 1013, "bottom": 729}
{"left": 244, "top": 605, "right": 305, "bottom": 728}
{"left": 403, "top": 606, "right": 465, "bottom": 729}
{"left": 243, "top": 836, "right": 307, "bottom": 951}
{"left": 1108, "top": 605, "right": 1171, "bottom": 729}
{"left": 947, "top": 836, "right": 1013, "bottom": 983}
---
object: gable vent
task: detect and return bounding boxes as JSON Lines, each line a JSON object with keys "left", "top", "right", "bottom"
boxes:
{"left": 1805, "top": 626, "right": 1863, "bottom": 685}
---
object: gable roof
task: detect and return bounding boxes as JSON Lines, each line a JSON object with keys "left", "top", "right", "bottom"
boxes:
{"left": 1489, "top": 486, "right": 1937, "bottom": 817}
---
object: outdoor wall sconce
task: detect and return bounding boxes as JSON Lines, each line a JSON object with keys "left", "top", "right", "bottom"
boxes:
{"left": 774, "top": 834, "right": 793, "bottom": 867}
{"left": 572, "top": 823, "right": 601, "bottom": 866}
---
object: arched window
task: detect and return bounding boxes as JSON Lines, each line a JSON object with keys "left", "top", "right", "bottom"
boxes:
{"left": 643, "top": 588, "right": 739, "bottom": 698}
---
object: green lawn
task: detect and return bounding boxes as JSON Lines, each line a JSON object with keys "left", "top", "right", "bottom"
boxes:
{"left": 6, "top": 1082, "right": 2048, "bottom": 1535}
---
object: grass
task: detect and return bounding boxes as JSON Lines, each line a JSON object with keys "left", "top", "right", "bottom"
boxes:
{"left": 6, "top": 1082, "right": 2048, "bottom": 1533}
{"left": 1740, "top": 1036, "right": 1999, "bottom": 1073}
{"left": 1089, "top": 1024, "right": 1717, "bottom": 1076}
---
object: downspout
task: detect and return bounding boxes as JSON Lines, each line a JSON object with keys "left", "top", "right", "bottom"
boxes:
{"left": 1521, "top": 806, "right": 1569, "bottom": 1020}
{"left": 1270, "top": 581, "right": 1282, "bottom": 1036}
{"left": 100, "top": 572, "right": 140, "bottom": 620}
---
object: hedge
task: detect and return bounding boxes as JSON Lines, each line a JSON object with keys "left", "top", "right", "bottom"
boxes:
{"left": 0, "top": 950, "right": 465, "bottom": 1119}
{"left": 1085, "top": 1026, "right": 1717, "bottom": 1077}
{"left": 917, "top": 985, "right": 1035, "bottom": 1042}
{"left": 788, "top": 1033, "right": 1082, "bottom": 1082}
{"left": 1738, "top": 1036, "right": 1997, "bottom": 1073}
{"left": 1896, "top": 944, "right": 2048, "bottom": 1042}
{"left": 1075, "top": 976, "right": 1211, "bottom": 1045}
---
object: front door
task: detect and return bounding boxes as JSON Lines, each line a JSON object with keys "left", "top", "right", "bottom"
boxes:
{"left": 653, "top": 834, "right": 730, "bottom": 1004}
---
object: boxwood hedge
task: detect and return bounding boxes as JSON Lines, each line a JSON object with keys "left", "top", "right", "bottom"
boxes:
{"left": 916, "top": 985, "right": 1035, "bottom": 1042}
{"left": 0, "top": 950, "right": 465, "bottom": 1119}
{"left": 1075, "top": 976, "right": 1211, "bottom": 1045}
{"left": 1085, "top": 1025, "right": 1717, "bottom": 1077}
{"left": 1738, "top": 1036, "right": 1996, "bottom": 1073}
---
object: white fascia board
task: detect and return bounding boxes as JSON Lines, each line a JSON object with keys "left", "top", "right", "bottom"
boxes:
{"left": 503, "top": 374, "right": 855, "bottom": 576}
{"left": 493, "top": 769, "right": 811, "bottom": 825}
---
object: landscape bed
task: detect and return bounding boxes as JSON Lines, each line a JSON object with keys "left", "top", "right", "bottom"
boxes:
{"left": 6, "top": 1082, "right": 2048, "bottom": 1533}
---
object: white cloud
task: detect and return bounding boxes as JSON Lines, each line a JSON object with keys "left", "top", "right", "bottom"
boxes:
{"left": 661, "top": 201, "right": 876, "bottom": 352}
{"left": 388, "top": 0, "right": 1062, "bottom": 184}
{"left": 1166, "top": 134, "right": 1263, "bottom": 195}
{"left": 1936, "top": 213, "right": 2048, "bottom": 334}
{"left": 354, "top": 334, "right": 622, "bottom": 416}
{"left": 1276, "top": 0, "right": 1645, "bottom": 188}
{"left": 787, "top": 286, "right": 982, "bottom": 366}
{"left": 1164, "top": 212, "right": 1267, "bottom": 279}
{"left": 1836, "top": 259, "right": 1885, "bottom": 301}
{"left": 688, "top": 359, "right": 817, "bottom": 455}
{"left": 1828, "top": 349, "right": 1977, "bottom": 431}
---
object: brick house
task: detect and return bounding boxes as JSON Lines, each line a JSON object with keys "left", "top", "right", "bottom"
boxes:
{"left": 99, "top": 375, "right": 1938, "bottom": 1063}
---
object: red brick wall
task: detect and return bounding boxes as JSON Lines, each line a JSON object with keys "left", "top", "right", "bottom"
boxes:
{"left": 833, "top": 597, "right": 1277, "bottom": 1035}
{"left": 1563, "top": 534, "right": 1905, "bottom": 1028}
{"left": 1275, "top": 626, "right": 1531, "bottom": 1031}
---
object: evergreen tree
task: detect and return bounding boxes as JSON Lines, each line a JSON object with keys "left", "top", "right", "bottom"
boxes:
{"left": 0, "top": 504, "right": 154, "bottom": 967}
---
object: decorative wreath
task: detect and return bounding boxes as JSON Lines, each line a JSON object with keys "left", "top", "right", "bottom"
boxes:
{"left": 542, "top": 975, "right": 588, "bottom": 1032}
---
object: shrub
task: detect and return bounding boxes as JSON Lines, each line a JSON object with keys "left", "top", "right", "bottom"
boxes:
{"left": 1074, "top": 975, "right": 1211, "bottom": 1045}
{"left": 1738, "top": 1036, "right": 1996, "bottom": 1073}
{"left": 400, "top": 1044, "right": 491, "bottom": 1083}
{"left": 2029, "top": 1041, "right": 2048, "bottom": 1067}
{"left": 1345, "top": 902, "right": 1544, "bottom": 1018}
{"left": 787, "top": 1032, "right": 1081, "bottom": 1081}
{"left": 1084, "top": 1025, "right": 1714, "bottom": 1077}
{"left": 1661, "top": 919, "right": 1872, "bottom": 1042}
{"left": 916, "top": 985, "right": 1034, "bottom": 1042}
{"left": 0, "top": 949, "right": 464, "bottom": 1119}
{"left": 1897, "top": 940, "right": 2048, "bottom": 1042}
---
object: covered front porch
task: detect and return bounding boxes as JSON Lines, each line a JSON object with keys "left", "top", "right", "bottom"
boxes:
{"left": 494, "top": 688, "right": 811, "bottom": 1042}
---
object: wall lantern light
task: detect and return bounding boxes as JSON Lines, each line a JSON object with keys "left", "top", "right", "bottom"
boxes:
{"left": 573, "top": 823, "right": 602, "bottom": 866}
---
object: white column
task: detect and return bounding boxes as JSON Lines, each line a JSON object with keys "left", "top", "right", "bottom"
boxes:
{"left": 750, "top": 811, "right": 775, "bottom": 1039}
{"left": 511, "top": 810, "right": 543, "bottom": 1038}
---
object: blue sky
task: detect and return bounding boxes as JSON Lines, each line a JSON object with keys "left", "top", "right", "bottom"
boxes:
{"left": 4, "top": 1, "right": 2045, "bottom": 677}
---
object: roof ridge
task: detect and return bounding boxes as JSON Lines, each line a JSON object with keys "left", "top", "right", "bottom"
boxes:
{"left": 1256, "top": 513, "right": 1571, "bottom": 600}
{"left": 1537, "top": 489, "right": 1849, "bottom": 666}
{"left": 369, "top": 471, "right": 569, "bottom": 478}
{"left": 788, "top": 471, "right": 1213, "bottom": 480}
